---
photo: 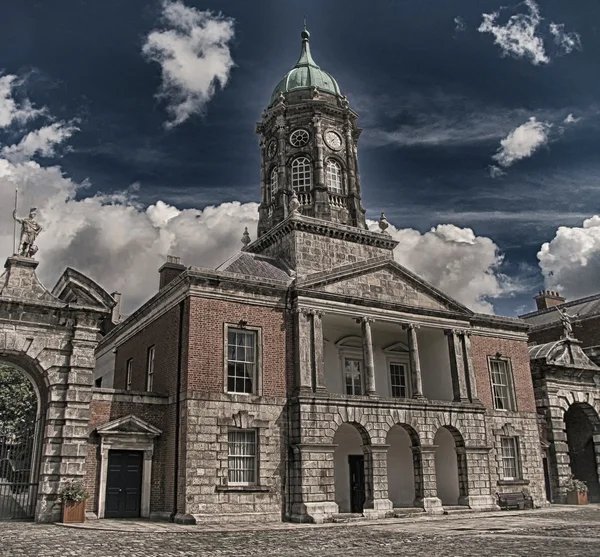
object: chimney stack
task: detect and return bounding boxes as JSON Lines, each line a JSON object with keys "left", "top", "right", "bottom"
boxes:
{"left": 158, "top": 255, "right": 186, "bottom": 290}
{"left": 534, "top": 290, "right": 566, "bottom": 311}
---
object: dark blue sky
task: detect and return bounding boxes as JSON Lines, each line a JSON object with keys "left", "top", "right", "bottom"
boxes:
{"left": 1, "top": 0, "right": 598, "bottom": 315}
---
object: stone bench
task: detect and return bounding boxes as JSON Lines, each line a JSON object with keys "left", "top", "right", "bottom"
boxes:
{"left": 497, "top": 491, "right": 533, "bottom": 510}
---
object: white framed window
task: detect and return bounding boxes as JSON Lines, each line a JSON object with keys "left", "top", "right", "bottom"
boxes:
{"left": 500, "top": 436, "right": 521, "bottom": 480}
{"left": 226, "top": 328, "right": 258, "bottom": 394}
{"left": 325, "top": 159, "right": 343, "bottom": 193}
{"left": 146, "top": 346, "right": 155, "bottom": 391}
{"left": 270, "top": 167, "right": 278, "bottom": 197}
{"left": 126, "top": 358, "right": 133, "bottom": 391}
{"left": 344, "top": 357, "right": 363, "bottom": 396}
{"left": 291, "top": 156, "right": 312, "bottom": 192}
{"left": 489, "top": 358, "right": 516, "bottom": 411}
{"left": 389, "top": 362, "right": 408, "bottom": 398}
{"left": 228, "top": 429, "right": 257, "bottom": 485}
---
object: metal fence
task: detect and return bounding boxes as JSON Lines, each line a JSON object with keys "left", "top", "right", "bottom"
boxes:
{"left": 0, "top": 418, "right": 41, "bottom": 520}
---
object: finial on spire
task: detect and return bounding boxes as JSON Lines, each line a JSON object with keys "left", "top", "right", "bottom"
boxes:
{"left": 378, "top": 212, "right": 390, "bottom": 234}
{"left": 301, "top": 17, "right": 310, "bottom": 40}
{"left": 241, "top": 227, "right": 251, "bottom": 247}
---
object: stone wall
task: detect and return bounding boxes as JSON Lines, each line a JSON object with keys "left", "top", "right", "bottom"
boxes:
{"left": 182, "top": 392, "right": 288, "bottom": 523}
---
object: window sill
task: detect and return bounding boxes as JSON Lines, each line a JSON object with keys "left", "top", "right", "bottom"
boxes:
{"left": 215, "top": 485, "right": 271, "bottom": 493}
{"left": 497, "top": 479, "right": 530, "bottom": 486}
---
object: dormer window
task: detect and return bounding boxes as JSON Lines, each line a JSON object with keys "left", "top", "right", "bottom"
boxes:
{"left": 326, "top": 159, "right": 343, "bottom": 194}
{"left": 291, "top": 156, "right": 312, "bottom": 192}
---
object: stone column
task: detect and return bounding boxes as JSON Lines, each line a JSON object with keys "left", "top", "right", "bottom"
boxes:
{"left": 546, "top": 403, "right": 571, "bottom": 503}
{"left": 275, "top": 115, "right": 288, "bottom": 218}
{"left": 461, "top": 332, "right": 480, "bottom": 403}
{"left": 445, "top": 329, "right": 469, "bottom": 403}
{"left": 290, "top": 444, "right": 339, "bottom": 524}
{"left": 403, "top": 324, "right": 424, "bottom": 399}
{"left": 460, "top": 447, "right": 498, "bottom": 511}
{"left": 411, "top": 446, "right": 425, "bottom": 506}
{"left": 294, "top": 309, "right": 313, "bottom": 394}
{"left": 312, "top": 114, "right": 330, "bottom": 220}
{"left": 344, "top": 120, "right": 356, "bottom": 195}
{"left": 358, "top": 317, "right": 376, "bottom": 396}
{"left": 418, "top": 446, "right": 443, "bottom": 514}
{"left": 311, "top": 310, "right": 327, "bottom": 393}
{"left": 362, "top": 444, "right": 393, "bottom": 518}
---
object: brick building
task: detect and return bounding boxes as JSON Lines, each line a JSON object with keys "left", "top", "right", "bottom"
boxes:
{"left": 87, "top": 26, "right": 547, "bottom": 524}
{"left": 521, "top": 291, "right": 600, "bottom": 503}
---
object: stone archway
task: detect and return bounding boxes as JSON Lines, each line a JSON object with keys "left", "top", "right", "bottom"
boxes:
{"left": 434, "top": 426, "right": 468, "bottom": 506}
{"left": 333, "top": 422, "right": 371, "bottom": 513}
{"left": 386, "top": 424, "right": 422, "bottom": 508}
{"left": 565, "top": 403, "right": 600, "bottom": 502}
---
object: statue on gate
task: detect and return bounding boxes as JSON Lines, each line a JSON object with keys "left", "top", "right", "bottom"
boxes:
{"left": 13, "top": 207, "right": 42, "bottom": 258}
{"left": 557, "top": 307, "right": 578, "bottom": 339}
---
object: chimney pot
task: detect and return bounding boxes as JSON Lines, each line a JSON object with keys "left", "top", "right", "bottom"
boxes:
{"left": 535, "top": 289, "right": 566, "bottom": 311}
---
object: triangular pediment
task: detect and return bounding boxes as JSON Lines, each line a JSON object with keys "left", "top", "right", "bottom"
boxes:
{"left": 297, "top": 257, "right": 472, "bottom": 315}
{"left": 52, "top": 268, "right": 115, "bottom": 310}
{"left": 97, "top": 414, "right": 162, "bottom": 437}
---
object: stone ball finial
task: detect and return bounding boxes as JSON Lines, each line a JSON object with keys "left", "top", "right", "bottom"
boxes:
{"left": 241, "top": 227, "right": 251, "bottom": 247}
{"left": 378, "top": 212, "right": 390, "bottom": 234}
{"left": 289, "top": 191, "right": 301, "bottom": 215}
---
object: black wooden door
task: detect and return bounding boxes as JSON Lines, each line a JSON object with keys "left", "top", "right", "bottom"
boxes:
{"left": 348, "top": 455, "right": 365, "bottom": 513}
{"left": 105, "top": 450, "right": 143, "bottom": 518}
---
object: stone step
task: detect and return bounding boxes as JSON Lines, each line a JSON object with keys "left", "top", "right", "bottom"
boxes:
{"left": 443, "top": 505, "right": 473, "bottom": 515}
{"left": 329, "top": 513, "right": 365, "bottom": 523}
{"left": 391, "top": 507, "right": 425, "bottom": 518}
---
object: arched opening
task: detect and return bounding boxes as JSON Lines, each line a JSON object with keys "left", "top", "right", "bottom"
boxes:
{"left": 565, "top": 403, "right": 600, "bottom": 502}
{"left": 386, "top": 424, "right": 421, "bottom": 507}
{"left": 0, "top": 359, "right": 44, "bottom": 520}
{"left": 333, "top": 422, "right": 370, "bottom": 513}
{"left": 434, "top": 426, "right": 467, "bottom": 506}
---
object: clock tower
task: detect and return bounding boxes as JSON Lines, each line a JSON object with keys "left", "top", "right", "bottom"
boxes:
{"left": 255, "top": 25, "right": 368, "bottom": 237}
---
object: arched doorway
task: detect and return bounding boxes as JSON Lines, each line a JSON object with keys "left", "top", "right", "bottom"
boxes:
{"left": 565, "top": 403, "right": 600, "bottom": 502}
{"left": 333, "top": 423, "right": 370, "bottom": 513}
{"left": 434, "top": 426, "right": 467, "bottom": 506}
{"left": 386, "top": 424, "right": 421, "bottom": 507}
{"left": 0, "top": 360, "right": 44, "bottom": 520}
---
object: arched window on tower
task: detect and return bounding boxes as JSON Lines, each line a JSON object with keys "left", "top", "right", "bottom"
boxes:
{"left": 291, "top": 157, "right": 312, "bottom": 192}
{"left": 325, "top": 159, "right": 343, "bottom": 194}
{"left": 269, "top": 167, "right": 278, "bottom": 201}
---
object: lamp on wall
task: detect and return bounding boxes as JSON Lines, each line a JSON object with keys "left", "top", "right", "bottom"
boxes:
{"left": 238, "top": 319, "right": 248, "bottom": 329}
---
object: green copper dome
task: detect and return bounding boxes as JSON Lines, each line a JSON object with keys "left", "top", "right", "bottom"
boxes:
{"left": 270, "top": 25, "right": 341, "bottom": 105}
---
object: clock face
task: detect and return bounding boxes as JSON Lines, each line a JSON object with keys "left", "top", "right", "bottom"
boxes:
{"left": 267, "top": 139, "right": 277, "bottom": 158}
{"left": 289, "top": 129, "right": 310, "bottom": 147}
{"left": 325, "top": 130, "right": 343, "bottom": 150}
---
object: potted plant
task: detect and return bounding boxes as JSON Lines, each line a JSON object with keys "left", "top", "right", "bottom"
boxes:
{"left": 565, "top": 475, "right": 588, "bottom": 505}
{"left": 58, "top": 480, "right": 89, "bottom": 523}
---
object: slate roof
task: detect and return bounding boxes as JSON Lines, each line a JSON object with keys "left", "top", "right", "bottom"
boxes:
{"left": 529, "top": 338, "right": 599, "bottom": 369}
{"left": 520, "top": 293, "right": 600, "bottom": 329}
{"left": 216, "top": 252, "right": 292, "bottom": 282}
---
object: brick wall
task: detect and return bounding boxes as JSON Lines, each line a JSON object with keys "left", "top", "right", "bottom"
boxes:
{"left": 187, "top": 297, "right": 292, "bottom": 397}
{"left": 471, "top": 335, "right": 536, "bottom": 413}
{"left": 85, "top": 393, "right": 171, "bottom": 515}
{"left": 113, "top": 303, "right": 185, "bottom": 394}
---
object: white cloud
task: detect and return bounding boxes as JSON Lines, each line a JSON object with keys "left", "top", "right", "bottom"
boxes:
{"left": 0, "top": 75, "right": 44, "bottom": 128}
{"left": 454, "top": 16, "right": 466, "bottom": 33}
{"left": 1, "top": 122, "right": 79, "bottom": 162}
{"left": 549, "top": 22, "right": 582, "bottom": 54}
{"left": 142, "top": 1, "right": 235, "bottom": 128}
{"left": 490, "top": 116, "right": 551, "bottom": 172}
{"left": 564, "top": 113, "right": 580, "bottom": 124}
{"left": 538, "top": 216, "right": 600, "bottom": 300}
{"left": 478, "top": 0, "right": 549, "bottom": 65}
{"left": 368, "top": 221, "right": 515, "bottom": 313}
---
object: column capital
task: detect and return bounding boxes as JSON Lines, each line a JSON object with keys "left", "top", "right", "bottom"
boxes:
{"left": 356, "top": 316, "right": 375, "bottom": 325}
{"left": 402, "top": 323, "right": 420, "bottom": 331}
{"left": 444, "top": 328, "right": 468, "bottom": 337}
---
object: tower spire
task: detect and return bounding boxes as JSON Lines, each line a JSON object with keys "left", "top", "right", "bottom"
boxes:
{"left": 296, "top": 19, "right": 317, "bottom": 68}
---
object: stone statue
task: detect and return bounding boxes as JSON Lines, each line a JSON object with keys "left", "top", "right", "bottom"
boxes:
{"left": 13, "top": 207, "right": 42, "bottom": 258}
{"left": 289, "top": 191, "right": 300, "bottom": 215}
{"left": 557, "top": 307, "right": 578, "bottom": 338}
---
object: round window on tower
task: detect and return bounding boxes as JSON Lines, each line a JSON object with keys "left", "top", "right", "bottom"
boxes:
{"left": 289, "top": 129, "right": 310, "bottom": 147}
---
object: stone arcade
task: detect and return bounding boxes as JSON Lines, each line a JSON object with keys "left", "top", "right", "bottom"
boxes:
{"left": 1, "top": 26, "right": 548, "bottom": 524}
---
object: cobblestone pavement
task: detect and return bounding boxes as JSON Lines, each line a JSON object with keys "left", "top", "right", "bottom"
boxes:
{"left": 1, "top": 506, "right": 600, "bottom": 557}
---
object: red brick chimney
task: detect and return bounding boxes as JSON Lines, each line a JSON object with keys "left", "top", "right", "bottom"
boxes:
{"left": 534, "top": 290, "right": 566, "bottom": 311}
{"left": 158, "top": 255, "right": 186, "bottom": 290}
